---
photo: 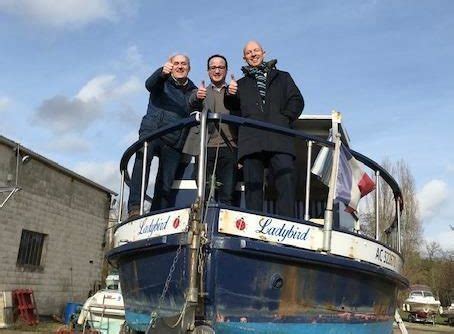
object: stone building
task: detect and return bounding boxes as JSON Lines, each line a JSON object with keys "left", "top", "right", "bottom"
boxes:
{"left": 0, "top": 135, "right": 116, "bottom": 315}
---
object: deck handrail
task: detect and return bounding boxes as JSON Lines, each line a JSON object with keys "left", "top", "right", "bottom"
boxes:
{"left": 118, "top": 112, "right": 403, "bottom": 251}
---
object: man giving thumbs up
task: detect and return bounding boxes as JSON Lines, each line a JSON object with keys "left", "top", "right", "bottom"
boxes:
{"left": 183, "top": 54, "right": 239, "bottom": 205}
{"left": 224, "top": 40, "right": 304, "bottom": 218}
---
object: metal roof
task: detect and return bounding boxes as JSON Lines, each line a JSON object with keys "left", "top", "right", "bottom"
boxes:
{"left": 0, "top": 135, "right": 117, "bottom": 196}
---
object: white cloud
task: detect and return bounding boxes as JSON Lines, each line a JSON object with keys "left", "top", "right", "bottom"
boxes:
{"left": 446, "top": 163, "right": 454, "bottom": 173}
{"left": 0, "top": 96, "right": 10, "bottom": 110}
{"left": 112, "top": 45, "right": 148, "bottom": 74}
{"left": 425, "top": 229, "right": 454, "bottom": 251}
{"left": 0, "top": 0, "right": 116, "bottom": 27}
{"left": 47, "top": 135, "right": 90, "bottom": 153}
{"left": 34, "top": 74, "right": 142, "bottom": 134}
{"left": 73, "top": 160, "right": 119, "bottom": 192}
{"left": 73, "top": 159, "right": 160, "bottom": 197}
{"left": 76, "top": 75, "right": 141, "bottom": 102}
{"left": 111, "top": 76, "right": 142, "bottom": 99}
{"left": 417, "top": 179, "right": 449, "bottom": 221}
{"left": 76, "top": 75, "right": 116, "bottom": 102}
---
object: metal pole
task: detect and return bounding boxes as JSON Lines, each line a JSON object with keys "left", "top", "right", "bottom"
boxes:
{"left": 197, "top": 111, "right": 208, "bottom": 213}
{"left": 397, "top": 197, "right": 401, "bottom": 252}
{"left": 140, "top": 141, "right": 148, "bottom": 215}
{"left": 323, "top": 133, "right": 341, "bottom": 252}
{"left": 304, "top": 141, "right": 313, "bottom": 221}
{"left": 118, "top": 171, "right": 125, "bottom": 223}
{"left": 15, "top": 144, "right": 20, "bottom": 187}
{"left": 375, "top": 170, "right": 380, "bottom": 240}
{"left": 0, "top": 188, "right": 20, "bottom": 208}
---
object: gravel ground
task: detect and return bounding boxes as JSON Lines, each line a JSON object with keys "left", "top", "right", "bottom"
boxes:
{"left": 394, "top": 322, "right": 454, "bottom": 333}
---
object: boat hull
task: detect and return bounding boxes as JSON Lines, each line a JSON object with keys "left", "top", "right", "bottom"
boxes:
{"left": 108, "top": 206, "right": 406, "bottom": 333}
{"left": 214, "top": 321, "right": 393, "bottom": 334}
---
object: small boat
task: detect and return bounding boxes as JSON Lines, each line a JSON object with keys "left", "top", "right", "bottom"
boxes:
{"left": 402, "top": 285, "right": 441, "bottom": 323}
{"left": 440, "top": 302, "right": 454, "bottom": 326}
{"left": 77, "top": 274, "right": 125, "bottom": 333}
{"left": 108, "top": 111, "right": 408, "bottom": 333}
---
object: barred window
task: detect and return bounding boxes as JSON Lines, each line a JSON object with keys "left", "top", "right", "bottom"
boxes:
{"left": 16, "top": 229, "right": 46, "bottom": 269}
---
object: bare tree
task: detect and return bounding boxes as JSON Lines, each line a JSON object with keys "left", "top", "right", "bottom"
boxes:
{"left": 360, "top": 159, "right": 423, "bottom": 279}
{"left": 425, "top": 241, "right": 442, "bottom": 261}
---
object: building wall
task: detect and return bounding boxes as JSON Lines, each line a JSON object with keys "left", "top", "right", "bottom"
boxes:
{"left": 0, "top": 142, "right": 112, "bottom": 315}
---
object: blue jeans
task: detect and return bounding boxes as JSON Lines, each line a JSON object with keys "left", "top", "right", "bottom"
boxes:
{"left": 128, "top": 138, "right": 182, "bottom": 212}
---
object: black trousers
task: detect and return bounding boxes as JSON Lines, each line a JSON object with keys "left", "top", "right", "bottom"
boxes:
{"left": 196, "top": 147, "right": 237, "bottom": 205}
{"left": 242, "top": 151, "right": 295, "bottom": 218}
{"left": 128, "top": 138, "right": 181, "bottom": 212}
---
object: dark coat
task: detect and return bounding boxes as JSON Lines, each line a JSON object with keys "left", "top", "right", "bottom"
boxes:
{"left": 224, "top": 68, "right": 304, "bottom": 161}
{"left": 139, "top": 67, "right": 196, "bottom": 150}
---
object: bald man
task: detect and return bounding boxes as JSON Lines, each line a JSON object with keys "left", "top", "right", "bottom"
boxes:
{"left": 128, "top": 55, "right": 197, "bottom": 217}
{"left": 225, "top": 41, "right": 304, "bottom": 218}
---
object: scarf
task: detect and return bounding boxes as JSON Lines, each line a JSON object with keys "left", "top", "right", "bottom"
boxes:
{"left": 241, "top": 59, "right": 277, "bottom": 104}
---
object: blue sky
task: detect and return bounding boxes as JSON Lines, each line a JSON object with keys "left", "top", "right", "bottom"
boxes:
{"left": 0, "top": 0, "right": 452, "bottom": 250}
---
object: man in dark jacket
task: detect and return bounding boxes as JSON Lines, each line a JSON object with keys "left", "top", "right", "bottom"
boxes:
{"left": 225, "top": 41, "right": 304, "bottom": 217}
{"left": 128, "top": 54, "right": 196, "bottom": 217}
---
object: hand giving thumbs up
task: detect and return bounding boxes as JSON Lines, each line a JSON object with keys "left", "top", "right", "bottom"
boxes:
{"left": 197, "top": 80, "right": 207, "bottom": 100}
{"left": 228, "top": 74, "right": 238, "bottom": 95}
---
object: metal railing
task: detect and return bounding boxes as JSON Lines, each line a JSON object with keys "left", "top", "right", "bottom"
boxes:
{"left": 117, "top": 112, "right": 404, "bottom": 253}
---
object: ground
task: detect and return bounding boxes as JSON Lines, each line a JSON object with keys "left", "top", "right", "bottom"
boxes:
{"left": 394, "top": 322, "right": 454, "bottom": 333}
{"left": 0, "top": 316, "right": 453, "bottom": 333}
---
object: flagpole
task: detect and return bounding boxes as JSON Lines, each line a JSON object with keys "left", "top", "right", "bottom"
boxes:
{"left": 375, "top": 170, "right": 380, "bottom": 240}
{"left": 323, "top": 132, "right": 341, "bottom": 252}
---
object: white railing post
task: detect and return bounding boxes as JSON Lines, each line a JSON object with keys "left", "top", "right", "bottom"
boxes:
{"left": 197, "top": 111, "right": 208, "bottom": 214}
{"left": 375, "top": 170, "right": 380, "bottom": 240}
{"left": 397, "top": 197, "right": 402, "bottom": 252}
{"left": 140, "top": 141, "right": 148, "bottom": 215}
{"left": 118, "top": 170, "right": 125, "bottom": 223}
{"left": 304, "top": 141, "right": 313, "bottom": 221}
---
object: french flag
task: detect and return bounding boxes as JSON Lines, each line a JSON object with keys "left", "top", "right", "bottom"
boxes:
{"left": 336, "top": 145, "right": 375, "bottom": 213}
{"left": 312, "top": 142, "right": 375, "bottom": 213}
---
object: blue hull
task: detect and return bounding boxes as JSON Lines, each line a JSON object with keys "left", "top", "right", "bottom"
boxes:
{"left": 124, "top": 310, "right": 393, "bottom": 333}
{"left": 214, "top": 321, "right": 393, "bottom": 334}
{"left": 108, "top": 206, "right": 406, "bottom": 333}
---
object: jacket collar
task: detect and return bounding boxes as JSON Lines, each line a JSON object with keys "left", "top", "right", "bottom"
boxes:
{"left": 241, "top": 59, "right": 278, "bottom": 77}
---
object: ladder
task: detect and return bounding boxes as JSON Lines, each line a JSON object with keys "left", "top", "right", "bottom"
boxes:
{"left": 394, "top": 309, "right": 408, "bottom": 334}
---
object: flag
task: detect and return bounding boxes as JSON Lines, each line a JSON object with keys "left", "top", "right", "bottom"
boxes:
{"left": 312, "top": 141, "right": 375, "bottom": 213}
{"left": 336, "top": 144, "right": 375, "bottom": 212}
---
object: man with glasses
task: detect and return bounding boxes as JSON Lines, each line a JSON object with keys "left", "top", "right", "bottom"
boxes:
{"left": 225, "top": 41, "right": 304, "bottom": 218}
{"left": 128, "top": 54, "right": 196, "bottom": 217}
{"left": 184, "top": 54, "right": 238, "bottom": 205}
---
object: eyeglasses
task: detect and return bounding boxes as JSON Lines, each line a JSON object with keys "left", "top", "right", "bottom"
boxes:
{"left": 208, "top": 66, "right": 226, "bottom": 72}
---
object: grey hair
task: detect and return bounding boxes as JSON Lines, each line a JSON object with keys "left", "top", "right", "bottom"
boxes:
{"left": 169, "top": 53, "right": 190, "bottom": 66}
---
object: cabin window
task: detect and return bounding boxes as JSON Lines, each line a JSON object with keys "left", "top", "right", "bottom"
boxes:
{"left": 411, "top": 291, "right": 423, "bottom": 297}
{"left": 16, "top": 229, "right": 47, "bottom": 270}
{"left": 423, "top": 292, "right": 433, "bottom": 298}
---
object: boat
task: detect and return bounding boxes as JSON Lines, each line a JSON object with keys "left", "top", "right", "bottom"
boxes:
{"left": 77, "top": 273, "right": 125, "bottom": 333}
{"left": 402, "top": 285, "right": 441, "bottom": 323}
{"left": 440, "top": 302, "right": 454, "bottom": 326}
{"left": 107, "top": 111, "right": 408, "bottom": 333}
